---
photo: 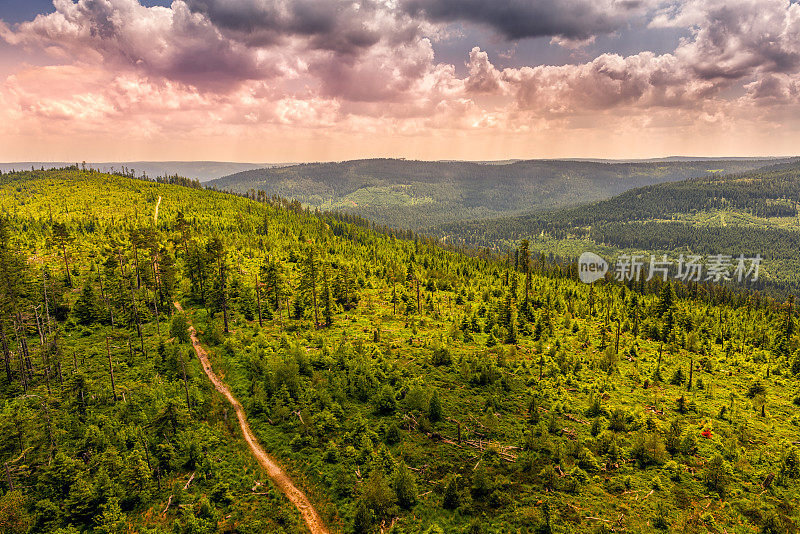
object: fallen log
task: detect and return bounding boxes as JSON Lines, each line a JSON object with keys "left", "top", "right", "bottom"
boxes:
{"left": 162, "top": 495, "right": 173, "bottom": 515}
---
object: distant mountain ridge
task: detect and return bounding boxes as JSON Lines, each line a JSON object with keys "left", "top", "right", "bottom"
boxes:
{"left": 0, "top": 161, "right": 293, "bottom": 182}
{"left": 208, "top": 157, "right": 793, "bottom": 229}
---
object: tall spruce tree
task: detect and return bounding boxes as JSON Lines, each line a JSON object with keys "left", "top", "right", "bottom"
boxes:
{"left": 300, "top": 244, "right": 320, "bottom": 327}
{"left": 519, "top": 239, "right": 531, "bottom": 309}
{"left": 262, "top": 258, "right": 287, "bottom": 321}
{"left": 322, "top": 264, "right": 333, "bottom": 327}
{"left": 50, "top": 222, "right": 74, "bottom": 286}
{"left": 656, "top": 283, "right": 675, "bottom": 318}
{"left": 0, "top": 218, "right": 30, "bottom": 384}
{"left": 207, "top": 236, "right": 229, "bottom": 334}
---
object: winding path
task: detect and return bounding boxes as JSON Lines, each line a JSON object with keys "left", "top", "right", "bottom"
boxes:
{"left": 175, "top": 302, "right": 330, "bottom": 534}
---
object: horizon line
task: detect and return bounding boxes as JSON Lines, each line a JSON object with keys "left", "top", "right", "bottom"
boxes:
{"left": 1, "top": 155, "right": 797, "bottom": 166}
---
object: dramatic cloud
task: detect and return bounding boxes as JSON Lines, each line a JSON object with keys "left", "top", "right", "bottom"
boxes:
{"left": 497, "top": 51, "right": 719, "bottom": 115}
{"left": 457, "top": 0, "right": 800, "bottom": 120}
{"left": 744, "top": 74, "right": 800, "bottom": 105}
{"left": 310, "top": 39, "right": 437, "bottom": 102}
{"left": 185, "top": 0, "right": 422, "bottom": 53}
{"left": 0, "top": 0, "right": 286, "bottom": 88}
{"left": 465, "top": 47, "right": 502, "bottom": 93}
{"left": 2, "top": 0, "right": 800, "bottom": 160}
{"left": 402, "top": 0, "right": 651, "bottom": 40}
{"left": 656, "top": 0, "right": 800, "bottom": 80}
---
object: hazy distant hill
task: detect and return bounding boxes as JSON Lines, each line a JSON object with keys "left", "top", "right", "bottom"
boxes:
{"left": 209, "top": 157, "right": 788, "bottom": 229}
{"left": 0, "top": 161, "right": 291, "bottom": 182}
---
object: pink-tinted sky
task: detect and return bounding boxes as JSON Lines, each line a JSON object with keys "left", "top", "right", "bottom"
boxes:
{"left": 1, "top": 0, "right": 799, "bottom": 162}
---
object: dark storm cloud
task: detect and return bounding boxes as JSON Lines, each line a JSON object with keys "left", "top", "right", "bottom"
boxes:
{"left": 401, "top": 0, "right": 646, "bottom": 40}
{"left": 184, "top": 0, "right": 419, "bottom": 55}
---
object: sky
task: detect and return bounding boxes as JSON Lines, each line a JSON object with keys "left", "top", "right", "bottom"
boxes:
{"left": 0, "top": 0, "right": 799, "bottom": 162}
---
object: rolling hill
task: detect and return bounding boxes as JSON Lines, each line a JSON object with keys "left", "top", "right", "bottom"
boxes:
{"left": 207, "top": 158, "right": 788, "bottom": 230}
{"left": 434, "top": 159, "right": 800, "bottom": 293}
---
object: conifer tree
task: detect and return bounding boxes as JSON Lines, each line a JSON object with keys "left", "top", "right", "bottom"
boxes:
{"left": 156, "top": 248, "right": 177, "bottom": 311}
{"left": 0, "top": 218, "right": 30, "bottom": 384}
{"left": 406, "top": 262, "right": 415, "bottom": 284}
{"left": 300, "top": 244, "right": 320, "bottom": 327}
{"left": 442, "top": 476, "right": 459, "bottom": 509}
{"left": 519, "top": 240, "right": 531, "bottom": 309}
{"left": 255, "top": 274, "right": 264, "bottom": 327}
{"left": 186, "top": 242, "right": 210, "bottom": 302}
{"left": 501, "top": 291, "right": 514, "bottom": 329}
{"left": 50, "top": 222, "right": 74, "bottom": 286}
{"left": 333, "top": 264, "right": 358, "bottom": 310}
{"left": 322, "top": 264, "right": 333, "bottom": 327}
{"left": 207, "top": 237, "right": 229, "bottom": 333}
{"left": 656, "top": 283, "right": 675, "bottom": 318}
{"left": 262, "top": 258, "right": 287, "bottom": 320}
{"left": 174, "top": 211, "right": 191, "bottom": 263}
{"left": 128, "top": 227, "right": 146, "bottom": 289}
{"left": 428, "top": 389, "right": 442, "bottom": 422}
{"left": 393, "top": 462, "right": 418, "bottom": 509}
{"left": 73, "top": 282, "right": 100, "bottom": 325}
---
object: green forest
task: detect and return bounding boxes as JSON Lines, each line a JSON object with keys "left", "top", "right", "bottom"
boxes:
{"left": 208, "top": 158, "right": 784, "bottom": 230}
{"left": 434, "top": 160, "right": 800, "bottom": 294}
{"left": 2, "top": 168, "right": 800, "bottom": 534}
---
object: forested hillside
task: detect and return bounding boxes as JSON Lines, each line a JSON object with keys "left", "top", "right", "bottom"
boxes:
{"left": 436, "top": 160, "right": 800, "bottom": 294}
{"left": 2, "top": 169, "right": 800, "bottom": 533}
{"left": 208, "top": 158, "right": 784, "bottom": 230}
{"left": 0, "top": 162, "right": 272, "bottom": 183}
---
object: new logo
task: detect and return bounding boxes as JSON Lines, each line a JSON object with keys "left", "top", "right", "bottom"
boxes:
{"left": 578, "top": 252, "right": 608, "bottom": 283}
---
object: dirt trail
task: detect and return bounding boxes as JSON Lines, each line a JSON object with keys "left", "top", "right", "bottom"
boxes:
{"left": 175, "top": 302, "right": 330, "bottom": 534}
